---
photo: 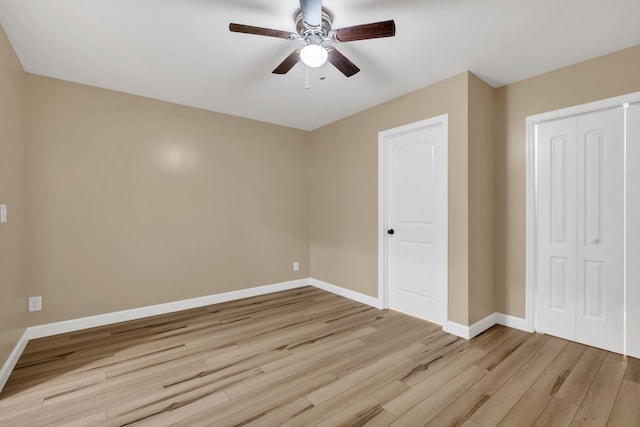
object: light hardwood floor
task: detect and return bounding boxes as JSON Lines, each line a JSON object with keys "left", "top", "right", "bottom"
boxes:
{"left": 0, "top": 287, "right": 638, "bottom": 426}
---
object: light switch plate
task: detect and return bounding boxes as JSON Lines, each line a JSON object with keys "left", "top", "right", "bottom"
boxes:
{"left": 0, "top": 204, "right": 6, "bottom": 223}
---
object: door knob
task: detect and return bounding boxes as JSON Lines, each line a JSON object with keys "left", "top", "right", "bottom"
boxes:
{"left": 387, "top": 229, "right": 395, "bottom": 235}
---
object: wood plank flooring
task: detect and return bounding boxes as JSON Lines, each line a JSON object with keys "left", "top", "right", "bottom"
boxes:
{"left": 0, "top": 287, "right": 638, "bottom": 426}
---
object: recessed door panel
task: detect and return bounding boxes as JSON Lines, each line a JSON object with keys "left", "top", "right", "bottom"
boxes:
{"left": 584, "top": 261, "right": 604, "bottom": 319}
{"left": 550, "top": 136, "right": 568, "bottom": 243}
{"left": 397, "top": 143, "right": 435, "bottom": 224}
{"left": 585, "top": 131, "right": 603, "bottom": 247}
{"left": 550, "top": 257, "right": 568, "bottom": 311}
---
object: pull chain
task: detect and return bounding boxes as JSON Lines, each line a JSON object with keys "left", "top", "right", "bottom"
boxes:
{"left": 305, "top": 65, "right": 311, "bottom": 90}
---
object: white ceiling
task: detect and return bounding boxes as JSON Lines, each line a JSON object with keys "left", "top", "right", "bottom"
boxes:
{"left": 1, "top": 0, "right": 640, "bottom": 130}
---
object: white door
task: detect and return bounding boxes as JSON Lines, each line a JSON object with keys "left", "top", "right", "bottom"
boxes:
{"left": 536, "top": 108, "right": 624, "bottom": 353}
{"left": 575, "top": 110, "right": 624, "bottom": 352}
{"left": 536, "top": 116, "right": 578, "bottom": 341}
{"left": 381, "top": 115, "right": 448, "bottom": 325}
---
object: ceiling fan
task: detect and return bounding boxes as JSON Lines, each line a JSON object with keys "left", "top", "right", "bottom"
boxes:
{"left": 229, "top": 0, "right": 396, "bottom": 77}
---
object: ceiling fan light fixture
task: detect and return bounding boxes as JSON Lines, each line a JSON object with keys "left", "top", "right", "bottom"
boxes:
{"left": 229, "top": 2, "right": 396, "bottom": 77}
{"left": 300, "top": 43, "right": 328, "bottom": 68}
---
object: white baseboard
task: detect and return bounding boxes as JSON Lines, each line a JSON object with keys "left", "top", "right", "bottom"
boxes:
{"left": 27, "top": 279, "right": 310, "bottom": 340}
{"left": 444, "top": 321, "right": 473, "bottom": 339}
{"left": 494, "top": 313, "right": 533, "bottom": 332}
{"left": 446, "top": 312, "right": 531, "bottom": 340}
{"left": 309, "top": 278, "right": 383, "bottom": 309}
{"left": 469, "top": 313, "right": 501, "bottom": 338}
{"left": 445, "top": 313, "right": 498, "bottom": 340}
{"left": 0, "top": 330, "right": 30, "bottom": 394}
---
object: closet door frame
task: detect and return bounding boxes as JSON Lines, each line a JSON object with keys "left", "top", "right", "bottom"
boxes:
{"left": 525, "top": 91, "right": 640, "bottom": 356}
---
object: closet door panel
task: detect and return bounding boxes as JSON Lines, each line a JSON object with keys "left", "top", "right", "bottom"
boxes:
{"left": 536, "top": 117, "right": 577, "bottom": 341}
{"left": 575, "top": 109, "right": 624, "bottom": 353}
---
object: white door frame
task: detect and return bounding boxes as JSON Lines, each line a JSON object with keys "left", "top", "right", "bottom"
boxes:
{"left": 525, "top": 91, "right": 640, "bottom": 335}
{"left": 378, "top": 114, "right": 448, "bottom": 324}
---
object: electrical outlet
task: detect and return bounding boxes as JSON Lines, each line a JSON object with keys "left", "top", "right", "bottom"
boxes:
{"left": 293, "top": 261, "right": 300, "bottom": 272}
{"left": 29, "top": 296, "right": 42, "bottom": 312}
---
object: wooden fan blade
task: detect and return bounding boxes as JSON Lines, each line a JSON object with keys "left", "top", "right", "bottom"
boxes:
{"left": 299, "top": 0, "right": 323, "bottom": 27}
{"left": 229, "top": 23, "right": 294, "bottom": 40}
{"left": 326, "top": 46, "right": 360, "bottom": 77}
{"left": 333, "top": 20, "right": 396, "bottom": 42}
{"left": 272, "top": 50, "right": 301, "bottom": 74}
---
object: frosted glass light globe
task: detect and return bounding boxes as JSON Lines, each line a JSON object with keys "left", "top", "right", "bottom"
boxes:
{"left": 300, "top": 44, "right": 328, "bottom": 68}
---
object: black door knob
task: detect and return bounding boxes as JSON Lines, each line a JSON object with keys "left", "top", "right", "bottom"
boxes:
{"left": 387, "top": 229, "right": 395, "bottom": 235}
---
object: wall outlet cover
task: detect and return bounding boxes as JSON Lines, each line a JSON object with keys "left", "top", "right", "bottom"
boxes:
{"left": 29, "top": 296, "right": 42, "bottom": 312}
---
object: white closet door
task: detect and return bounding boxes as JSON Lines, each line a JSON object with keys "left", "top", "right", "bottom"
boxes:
{"left": 536, "top": 117, "right": 578, "bottom": 341}
{"left": 537, "top": 109, "right": 624, "bottom": 353}
{"left": 575, "top": 109, "right": 624, "bottom": 353}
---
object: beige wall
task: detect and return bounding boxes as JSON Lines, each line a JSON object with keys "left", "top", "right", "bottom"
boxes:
{"left": 0, "top": 26, "right": 28, "bottom": 366}
{"left": 468, "top": 74, "right": 495, "bottom": 324}
{"left": 494, "top": 44, "right": 640, "bottom": 317}
{"left": 309, "top": 73, "right": 471, "bottom": 325}
{"left": 25, "top": 76, "right": 310, "bottom": 324}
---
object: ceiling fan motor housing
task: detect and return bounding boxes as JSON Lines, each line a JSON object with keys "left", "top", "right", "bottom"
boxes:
{"left": 295, "top": 7, "right": 333, "bottom": 38}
